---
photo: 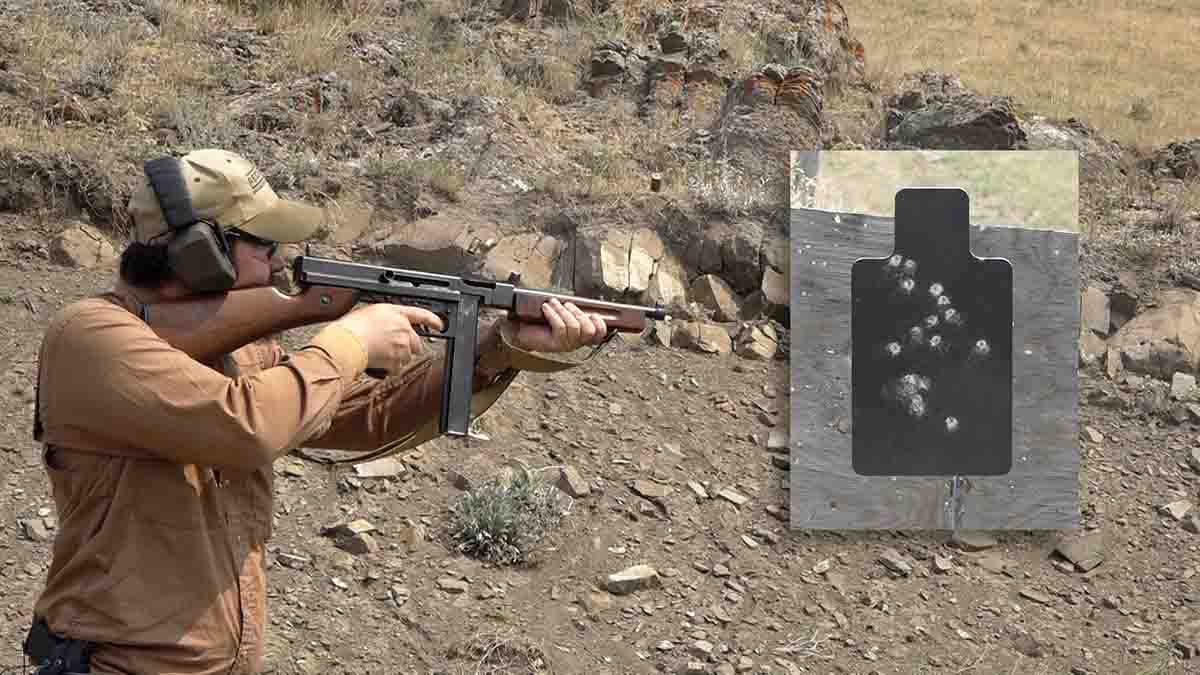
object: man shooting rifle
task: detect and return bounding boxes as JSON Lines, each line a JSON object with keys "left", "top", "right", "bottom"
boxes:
{"left": 24, "top": 148, "right": 642, "bottom": 674}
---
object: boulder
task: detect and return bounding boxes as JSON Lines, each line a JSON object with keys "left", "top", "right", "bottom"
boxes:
{"left": 375, "top": 207, "right": 498, "bottom": 276}
{"left": 1108, "top": 289, "right": 1200, "bottom": 379}
{"left": 1080, "top": 285, "right": 1111, "bottom": 337}
{"left": 646, "top": 255, "right": 689, "bottom": 316}
{"left": 689, "top": 274, "right": 739, "bottom": 321}
{"left": 1023, "top": 115, "right": 1126, "bottom": 183}
{"left": 743, "top": 265, "right": 789, "bottom": 325}
{"left": 734, "top": 322, "right": 779, "bottom": 360}
{"left": 884, "top": 70, "right": 1026, "bottom": 150}
{"left": 572, "top": 226, "right": 673, "bottom": 300}
{"left": 672, "top": 321, "right": 733, "bottom": 354}
{"left": 50, "top": 223, "right": 118, "bottom": 269}
{"left": 1139, "top": 139, "right": 1200, "bottom": 180}
{"left": 483, "top": 233, "right": 565, "bottom": 290}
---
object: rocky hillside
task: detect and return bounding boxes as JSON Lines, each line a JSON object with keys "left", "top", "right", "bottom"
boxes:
{"left": 1, "top": 0, "right": 1200, "bottom": 673}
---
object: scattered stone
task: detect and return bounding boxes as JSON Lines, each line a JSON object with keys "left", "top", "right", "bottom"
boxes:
{"left": 1162, "top": 500, "right": 1193, "bottom": 520}
{"left": 1012, "top": 634, "right": 1048, "bottom": 658}
{"left": 447, "top": 470, "right": 471, "bottom": 490}
{"left": 1172, "top": 372, "right": 1197, "bottom": 400}
{"left": 878, "top": 548, "right": 911, "bottom": 576}
{"left": 322, "top": 519, "right": 375, "bottom": 538}
{"left": 765, "top": 505, "right": 788, "bottom": 521}
{"left": 396, "top": 522, "right": 426, "bottom": 547}
{"left": 950, "top": 531, "right": 997, "bottom": 551}
{"left": 18, "top": 518, "right": 50, "bottom": 543}
{"left": 1184, "top": 514, "right": 1200, "bottom": 534}
{"left": 557, "top": 466, "right": 590, "bottom": 497}
{"left": 1019, "top": 588, "right": 1053, "bottom": 605}
{"left": 687, "top": 481, "right": 708, "bottom": 499}
{"left": 276, "top": 552, "right": 309, "bottom": 569}
{"left": 437, "top": 577, "right": 469, "bottom": 594}
{"left": 716, "top": 488, "right": 748, "bottom": 506}
{"left": 766, "top": 429, "right": 788, "bottom": 452}
{"left": 335, "top": 532, "right": 379, "bottom": 556}
{"left": 606, "top": 564, "right": 660, "bottom": 595}
{"left": 1054, "top": 531, "right": 1106, "bottom": 571}
{"left": 1083, "top": 426, "right": 1104, "bottom": 443}
{"left": 579, "top": 591, "right": 613, "bottom": 614}
{"left": 932, "top": 555, "right": 954, "bottom": 573}
{"left": 632, "top": 479, "right": 673, "bottom": 500}
{"left": 353, "top": 457, "right": 405, "bottom": 478}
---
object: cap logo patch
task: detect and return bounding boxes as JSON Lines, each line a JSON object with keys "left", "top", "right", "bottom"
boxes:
{"left": 246, "top": 166, "right": 266, "bottom": 193}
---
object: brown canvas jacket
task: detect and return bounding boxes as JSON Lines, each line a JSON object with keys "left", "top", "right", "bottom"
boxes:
{"left": 29, "top": 289, "right": 582, "bottom": 674}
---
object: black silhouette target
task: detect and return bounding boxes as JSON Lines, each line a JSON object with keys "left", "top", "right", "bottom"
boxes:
{"left": 850, "top": 188, "right": 1013, "bottom": 476}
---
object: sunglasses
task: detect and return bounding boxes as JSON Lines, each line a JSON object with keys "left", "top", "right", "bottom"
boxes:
{"left": 225, "top": 228, "right": 278, "bottom": 257}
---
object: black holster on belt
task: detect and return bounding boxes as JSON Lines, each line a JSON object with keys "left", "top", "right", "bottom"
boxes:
{"left": 23, "top": 616, "right": 94, "bottom": 674}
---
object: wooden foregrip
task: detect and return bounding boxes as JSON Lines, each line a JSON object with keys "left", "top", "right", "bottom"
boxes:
{"left": 144, "top": 285, "right": 359, "bottom": 363}
{"left": 512, "top": 293, "right": 651, "bottom": 332}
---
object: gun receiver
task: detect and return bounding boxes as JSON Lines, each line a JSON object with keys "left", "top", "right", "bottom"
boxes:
{"left": 292, "top": 255, "right": 668, "bottom": 437}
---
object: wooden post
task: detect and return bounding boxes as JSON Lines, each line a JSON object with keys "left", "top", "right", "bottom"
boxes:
{"left": 650, "top": 173, "right": 662, "bottom": 192}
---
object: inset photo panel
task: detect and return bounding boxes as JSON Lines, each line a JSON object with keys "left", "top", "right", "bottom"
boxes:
{"left": 789, "top": 150, "right": 1080, "bottom": 531}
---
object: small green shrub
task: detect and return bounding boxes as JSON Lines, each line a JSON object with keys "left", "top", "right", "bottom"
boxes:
{"left": 446, "top": 467, "right": 567, "bottom": 565}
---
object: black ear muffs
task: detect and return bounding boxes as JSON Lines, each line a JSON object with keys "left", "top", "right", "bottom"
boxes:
{"left": 142, "top": 156, "right": 237, "bottom": 293}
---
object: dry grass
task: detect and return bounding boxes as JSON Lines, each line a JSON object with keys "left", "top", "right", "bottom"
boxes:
{"left": 799, "top": 150, "right": 1082, "bottom": 233}
{"left": 445, "top": 627, "right": 552, "bottom": 675}
{"left": 844, "top": 0, "right": 1200, "bottom": 148}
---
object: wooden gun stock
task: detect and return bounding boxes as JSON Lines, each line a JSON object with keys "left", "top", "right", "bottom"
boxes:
{"left": 143, "top": 285, "right": 359, "bottom": 363}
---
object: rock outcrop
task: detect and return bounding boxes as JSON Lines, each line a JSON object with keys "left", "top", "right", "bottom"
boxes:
{"left": 1023, "top": 115, "right": 1126, "bottom": 183}
{"left": 708, "top": 64, "right": 828, "bottom": 181}
{"left": 883, "top": 70, "right": 1026, "bottom": 150}
{"left": 1139, "top": 139, "right": 1200, "bottom": 180}
{"left": 0, "top": 150, "right": 125, "bottom": 229}
{"left": 1106, "top": 289, "right": 1200, "bottom": 380}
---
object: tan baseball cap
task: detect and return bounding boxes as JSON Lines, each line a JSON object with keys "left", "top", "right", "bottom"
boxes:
{"left": 127, "top": 148, "right": 325, "bottom": 244}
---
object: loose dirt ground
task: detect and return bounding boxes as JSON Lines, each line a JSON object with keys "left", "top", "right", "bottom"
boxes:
{"left": 1, "top": 0, "right": 1199, "bottom": 673}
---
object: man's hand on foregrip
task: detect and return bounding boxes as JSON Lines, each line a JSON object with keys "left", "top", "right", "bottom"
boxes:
{"left": 505, "top": 298, "right": 610, "bottom": 353}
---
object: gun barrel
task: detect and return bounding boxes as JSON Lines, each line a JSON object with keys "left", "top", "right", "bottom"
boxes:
{"left": 511, "top": 288, "right": 666, "bottom": 332}
{"left": 515, "top": 288, "right": 667, "bottom": 318}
